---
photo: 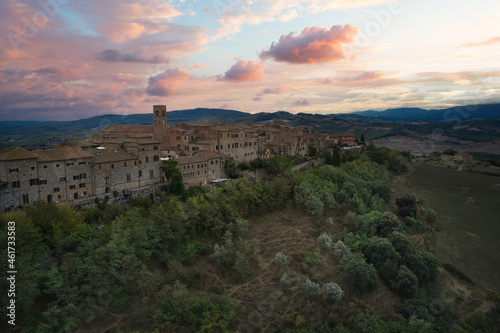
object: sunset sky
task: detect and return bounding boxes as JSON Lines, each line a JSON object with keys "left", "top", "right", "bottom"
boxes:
{"left": 1, "top": 0, "right": 500, "bottom": 121}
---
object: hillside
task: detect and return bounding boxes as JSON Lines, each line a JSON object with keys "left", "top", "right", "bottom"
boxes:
{"left": 346, "top": 103, "right": 500, "bottom": 122}
{"left": 1, "top": 150, "right": 498, "bottom": 332}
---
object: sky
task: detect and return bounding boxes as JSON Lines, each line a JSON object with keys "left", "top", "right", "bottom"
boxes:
{"left": 1, "top": 0, "right": 500, "bottom": 121}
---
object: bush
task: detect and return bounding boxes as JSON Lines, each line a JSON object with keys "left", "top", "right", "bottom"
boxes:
{"left": 280, "top": 274, "right": 292, "bottom": 291}
{"left": 318, "top": 233, "right": 334, "bottom": 250}
{"left": 323, "top": 282, "right": 344, "bottom": 302}
{"left": 275, "top": 251, "right": 288, "bottom": 268}
{"left": 395, "top": 195, "right": 417, "bottom": 218}
{"left": 301, "top": 279, "right": 321, "bottom": 299}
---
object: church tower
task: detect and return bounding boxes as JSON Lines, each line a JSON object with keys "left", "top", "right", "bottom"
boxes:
{"left": 153, "top": 105, "right": 168, "bottom": 145}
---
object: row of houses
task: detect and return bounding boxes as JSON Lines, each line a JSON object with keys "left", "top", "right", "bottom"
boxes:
{"left": 0, "top": 105, "right": 356, "bottom": 212}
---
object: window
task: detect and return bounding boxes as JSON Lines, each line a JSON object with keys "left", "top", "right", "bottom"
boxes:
{"left": 139, "top": 171, "right": 142, "bottom": 177}
{"left": 66, "top": 162, "right": 74, "bottom": 166}
{"left": 228, "top": 144, "right": 230, "bottom": 149}
{"left": 124, "top": 162, "right": 127, "bottom": 167}
{"left": 73, "top": 175, "right": 80, "bottom": 180}
{"left": 79, "top": 161, "right": 86, "bottom": 165}
{"left": 79, "top": 183, "right": 85, "bottom": 188}
{"left": 74, "top": 193, "right": 78, "bottom": 200}
{"left": 150, "top": 170, "right": 154, "bottom": 178}
{"left": 134, "top": 161, "right": 137, "bottom": 165}
{"left": 105, "top": 176, "right": 109, "bottom": 185}
{"left": 145, "top": 157, "right": 149, "bottom": 162}
{"left": 54, "top": 187, "right": 60, "bottom": 192}
{"left": 220, "top": 145, "right": 223, "bottom": 150}
{"left": 216, "top": 160, "right": 218, "bottom": 164}
{"left": 211, "top": 161, "right": 214, "bottom": 165}
{"left": 69, "top": 185, "right": 76, "bottom": 190}
{"left": 98, "top": 165, "right": 102, "bottom": 170}
{"left": 39, "top": 179, "right": 47, "bottom": 185}
{"left": 29, "top": 179, "right": 38, "bottom": 186}
{"left": 56, "top": 163, "right": 60, "bottom": 167}
{"left": 9, "top": 168, "right": 19, "bottom": 173}
{"left": 176, "top": 136, "right": 180, "bottom": 140}
{"left": 111, "top": 164, "right": 115, "bottom": 169}
{"left": 184, "top": 146, "right": 189, "bottom": 151}
{"left": 31, "top": 166, "right": 35, "bottom": 170}
{"left": 220, "top": 133, "right": 222, "bottom": 137}
{"left": 60, "top": 177, "right": 66, "bottom": 182}
{"left": 58, "top": 195, "right": 61, "bottom": 199}
{"left": 127, "top": 174, "right": 131, "bottom": 182}
{"left": 153, "top": 146, "right": 158, "bottom": 150}
{"left": 154, "top": 156, "right": 159, "bottom": 161}
{"left": 105, "top": 187, "right": 110, "bottom": 193}
{"left": 12, "top": 181, "right": 20, "bottom": 188}
{"left": 22, "top": 194, "right": 29, "bottom": 204}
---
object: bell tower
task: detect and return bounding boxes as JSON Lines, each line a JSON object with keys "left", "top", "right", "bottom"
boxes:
{"left": 153, "top": 105, "right": 168, "bottom": 145}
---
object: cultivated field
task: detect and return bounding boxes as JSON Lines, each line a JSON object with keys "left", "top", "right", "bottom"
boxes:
{"left": 408, "top": 163, "right": 500, "bottom": 291}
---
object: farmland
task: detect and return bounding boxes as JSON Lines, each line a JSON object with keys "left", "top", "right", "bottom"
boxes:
{"left": 409, "top": 163, "right": 500, "bottom": 291}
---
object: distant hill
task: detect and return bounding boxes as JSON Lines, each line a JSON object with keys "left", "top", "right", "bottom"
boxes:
{"left": 341, "top": 103, "right": 500, "bottom": 122}
{"left": 1, "top": 104, "right": 500, "bottom": 150}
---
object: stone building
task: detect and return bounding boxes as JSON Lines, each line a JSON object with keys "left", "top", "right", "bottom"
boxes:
{"left": 0, "top": 104, "right": 353, "bottom": 212}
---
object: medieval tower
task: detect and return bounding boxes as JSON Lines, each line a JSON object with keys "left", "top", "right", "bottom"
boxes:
{"left": 153, "top": 105, "right": 169, "bottom": 145}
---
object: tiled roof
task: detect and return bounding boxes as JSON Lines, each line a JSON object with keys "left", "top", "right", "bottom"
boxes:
{"left": 0, "top": 147, "right": 38, "bottom": 160}
{"left": 31, "top": 146, "right": 94, "bottom": 162}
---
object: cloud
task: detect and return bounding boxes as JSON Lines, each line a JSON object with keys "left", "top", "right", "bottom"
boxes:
{"left": 342, "top": 71, "right": 383, "bottom": 82}
{"left": 99, "top": 22, "right": 146, "bottom": 43}
{"left": 460, "top": 36, "right": 500, "bottom": 48}
{"left": 145, "top": 67, "right": 190, "bottom": 96}
{"left": 292, "top": 98, "right": 310, "bottom": 106}
{"left": 260, "top": 24, "right": 358, "bottom": 64}
{"left": 253, "top": 86, "right": 284, "bottom": 101}
{"left": 35, "top": 63, "right": 89, "bottom": 78}
{"left": 191, "top": 64, "right": 208, "bottom": 70}
{"left": 218, "top": 60, "right": 265, "bottom": 82}
{"left": 95, "top": 49, "right": 169, "bottom": 63}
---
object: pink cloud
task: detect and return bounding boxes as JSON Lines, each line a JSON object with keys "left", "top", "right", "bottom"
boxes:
{"left": 260, "top": 24, "right": 358, "bottom": 64}
{"left": 460, "top": 36, "right": 500, "bottom": 48}
{"left": 191, "top": 64, "right": 208, "bottom": 70}
{"left": 35, "top": 63, "right": 89, "bottom": 78}
{"left": 218, "top": 60, "right": 265, "bottom": 82}
{"left": 292, "top": 98, "right": 310, "bottom": 106}
{"left": 145, "top": 67, "right": 190, "bottom": 96}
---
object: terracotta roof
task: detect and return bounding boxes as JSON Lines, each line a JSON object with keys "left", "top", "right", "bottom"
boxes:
{"left": 100, "top": 125, "right": 154, "bottom": 133}
{"left": 31, "top": 146, "right": 94, "bottom": 162}
{"left": 0, "top": 147, "right": 38, "bottom": 160}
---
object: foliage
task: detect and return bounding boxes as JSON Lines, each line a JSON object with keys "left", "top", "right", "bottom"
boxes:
{"left": 280, "top": 274, "right": 292, "bottom": 291}
{"left": 249, "top": 157, "right": 268, "bottom": 169}
{"left": 395, "top": 195, "right": 417, "bottom": 218}
{"left": 275, "top": 251, "right": 288, "bottom": 268}
{"left": 340, "top": 253, "right": 378, "bottom": 294}
{"left": 333, "top": 240, "right": 351, "bottom": 260}
{"left": 301, "top": 279, "right": 321, "bottom": 299}
{"left": 323, "top": 282, "right": 344, "bottom": 302}
{"left": 318, "top": 232, "right": 334, "bottom": 250}
{"left": 163, "top": 160, "right": 185, "bottom": 195}
{"left": 294, "top": 174, "right": 336, "bottom": 216}
{"left": 267, "top": 155, "right": 294, "bottom": 176}
{"left": 225, "top": 157, "right": 240, "bottom": 179}
{"left": 366, "top": 143, "right": 409, "bottom": 174}
{"left": 155, "top": 281, "right": 236, "bottom": 332}
{"left": 302, "top": 251, "right": 322, "bottom": 267}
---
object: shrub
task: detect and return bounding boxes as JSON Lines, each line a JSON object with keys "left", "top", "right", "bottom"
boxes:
{"left": 395, "top": 195, "right": 417, "bottom": 218}
{"left": 333, "top": 240, "right": 350, "bottom": 260}
{"left": 323, "top": 282, "right": 344, "bottom": 303}
{"left": 275, "top": 251, "right": 288, "bottom": 268}
{"left": 392, "top": 265, "right": 419, "bottom": 297}
{"left": 210, "top": 244, "right": 228, "bottom": 264}
{"left": 301, "top": 279, "right": 321, "bottom": 299}
{"left": 318, "top": 233, "right": 334, "bottom": 250}
{"left": 280, "top": 274, "right": 292, "bottom": 291}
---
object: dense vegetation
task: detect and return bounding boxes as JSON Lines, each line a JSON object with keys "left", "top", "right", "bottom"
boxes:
{"left": 1, "top": 147, "right": 498, "bottom": 332}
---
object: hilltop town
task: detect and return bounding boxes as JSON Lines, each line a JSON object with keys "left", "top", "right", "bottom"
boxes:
{"left": 0, "top": 105, "right": 356, "bottom": 212}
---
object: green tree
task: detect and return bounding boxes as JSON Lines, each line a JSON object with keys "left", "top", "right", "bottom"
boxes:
{"left": 225, "top": 157, "right": 240, "bottom": 179}
{"left": 267, "top": 155, "right": 294, "bottom": 177}
{"left": 323, "top": 282, "right": 344, "bottom": 303}
{"left": 340, "top": 253, "right": 378, "bottom": 294}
